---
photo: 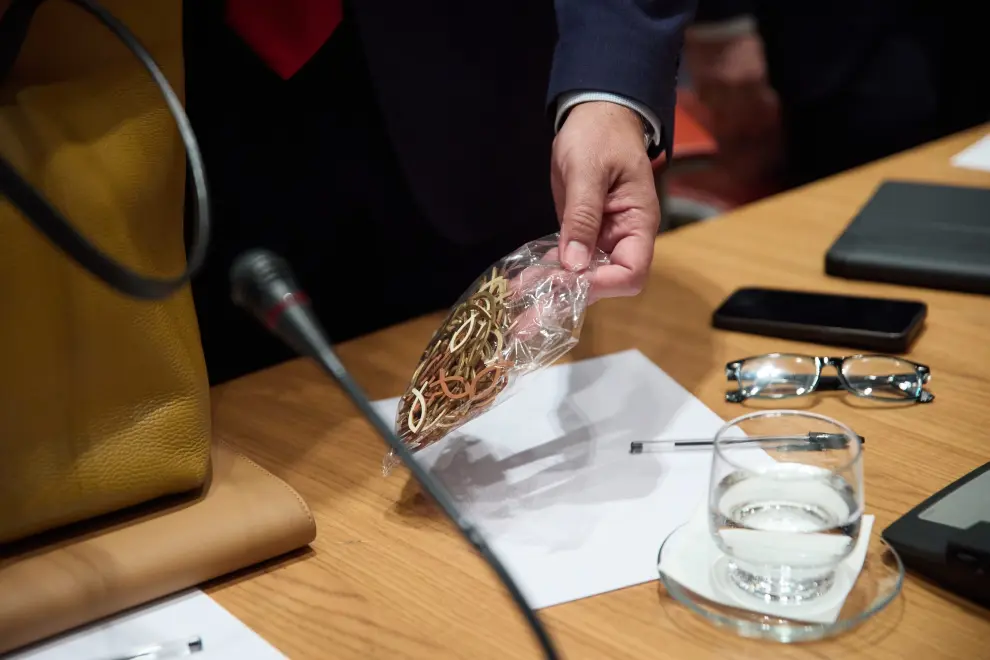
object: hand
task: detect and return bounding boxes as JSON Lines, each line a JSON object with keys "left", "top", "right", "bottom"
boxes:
{"left": 551, "top": 101, "right": 660, "bottom": 303}
{"left": 684, "top": 27, "right": 776, "bottom": 141}
{"left": 683, "top": 26, "right": 783, "bottom": 186}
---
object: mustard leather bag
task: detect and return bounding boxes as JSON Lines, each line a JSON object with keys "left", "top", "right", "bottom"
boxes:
{"left": 0, "top": 0, "right": 212, "bottom": 544}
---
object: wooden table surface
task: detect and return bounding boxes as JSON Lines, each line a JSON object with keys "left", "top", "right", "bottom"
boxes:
{"left": 207, "top": 127, "right": 990, "bottom": 659}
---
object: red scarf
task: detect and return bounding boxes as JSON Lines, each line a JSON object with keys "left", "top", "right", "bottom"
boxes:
{"left": 225, "top": 0, "right": 343, "bottom": 79}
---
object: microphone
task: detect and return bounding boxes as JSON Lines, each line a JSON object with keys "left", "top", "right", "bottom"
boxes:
{"left": 230, "top": 250, "right": 338, "bottom": 373}
{"left": 230, "top": 250, "right": 560, "bottom": 660}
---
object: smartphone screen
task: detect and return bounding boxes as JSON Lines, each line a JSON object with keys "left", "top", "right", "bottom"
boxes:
{"left": 714, "top": 288, "right": 926, "bottom": 335}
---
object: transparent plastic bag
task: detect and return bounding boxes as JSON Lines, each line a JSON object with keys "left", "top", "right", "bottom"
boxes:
{"left": 383, "top": 233, "right": 608, "bottom": 475}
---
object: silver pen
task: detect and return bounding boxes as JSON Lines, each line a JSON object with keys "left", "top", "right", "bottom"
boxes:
{"left": 629, "top": 432, "right": 865, "bottom": 454}
{"left": 95, "top": 636, "right": 203, "bottom": 660}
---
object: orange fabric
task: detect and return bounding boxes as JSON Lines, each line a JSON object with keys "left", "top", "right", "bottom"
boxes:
{"left": 672, "top": 89, "right": 719, "bottom": 159}
{"left": 652, "top": 89, "right": 718, "bottom": 170}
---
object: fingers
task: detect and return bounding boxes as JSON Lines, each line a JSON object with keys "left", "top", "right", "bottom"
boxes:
{"left": 590, "top": 156, "right": 659, "bottom": 301}
{"left": 588, "top": 231, "right": 654, "bottom": 302}
{"left": 557, "top": 154, "right": 609, "bottom": 273}
{"left": 550, "top": 165, "right": 566, "bottom": 222}
{"left": 550, "top": 101, "right": 659, "bottom": 303}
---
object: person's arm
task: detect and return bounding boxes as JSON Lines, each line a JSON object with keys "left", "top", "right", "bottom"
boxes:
{"left": 547, "top": 0, "right": 697, "bottom": 161}
{"left": 547, "top": 0, "right": 697, "bottom": 302}
{"left": 682, "top": 0, "right": 775, "bottom": 149}
{"left": 555, "top": 91, "right": 660, "bottom": 155}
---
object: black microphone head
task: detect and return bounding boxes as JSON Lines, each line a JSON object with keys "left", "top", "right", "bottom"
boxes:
{"left": 229, "top": 248, "right": 332, "bottom": 360}
{"left": 230, "top": 249, "right": 301, "bottom": 319}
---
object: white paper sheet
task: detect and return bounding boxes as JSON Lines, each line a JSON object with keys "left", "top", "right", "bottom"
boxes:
{"left": 658, "top": 508, "right": 874, "bottom": 624}
{"left": 8, "top": 590, "right": 284, "bottom": 660}
{"left": 374, "top": 349, "right": 768, "bottom": 610}
{"left": 951, "top": 134, "right": 990, "bottom": 173}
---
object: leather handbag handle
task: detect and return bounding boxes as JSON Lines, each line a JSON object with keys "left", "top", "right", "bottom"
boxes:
{"left": 0, "top": 0, "right": 211, "bottom": 301}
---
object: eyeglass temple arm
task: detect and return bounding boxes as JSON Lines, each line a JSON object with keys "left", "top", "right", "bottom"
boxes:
{"left": 819, "top": 374, "right": 922, "bottom": 390}
{"left": 726, "top": 373, "right": 926, "bottom": 401}
{"left": 724, "top": 375, "right": 846, "bottom": 396}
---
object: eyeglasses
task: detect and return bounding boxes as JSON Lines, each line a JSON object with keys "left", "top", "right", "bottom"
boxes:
{"left": 725, "top": 353, "right": 934, "bottom": 404}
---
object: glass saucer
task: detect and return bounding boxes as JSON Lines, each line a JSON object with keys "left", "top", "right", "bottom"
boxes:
{"left": 656, "top": 521, "right": 905, "bottom": 643}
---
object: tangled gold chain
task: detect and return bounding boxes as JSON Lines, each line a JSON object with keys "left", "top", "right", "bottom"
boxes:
{"left": 396, "top": 268, "right": 514, "bottom": 451}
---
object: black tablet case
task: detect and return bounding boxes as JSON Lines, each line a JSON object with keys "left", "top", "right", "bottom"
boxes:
{"left": 882, "top": 462, "right": 990, "bottom": 609}
{"left": 825, "top": 181, "right": 990, "bottom": 294}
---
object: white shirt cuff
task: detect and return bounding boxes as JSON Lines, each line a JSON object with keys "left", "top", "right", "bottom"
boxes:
{"left": 555, "top": 91, "right": 662, "bottom": 151}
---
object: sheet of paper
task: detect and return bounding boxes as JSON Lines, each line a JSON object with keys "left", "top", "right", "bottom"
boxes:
{"left": 374, "top": 349, "right": 772, "bottom": 609}
{"left": 9, "top": 590, "right": 284, "bottom": 660}
{"left": 659, "top": 508, "right": 874, "bottom": 624}
{"left": 951, "top": 134, "right": 990, "bottom": 172}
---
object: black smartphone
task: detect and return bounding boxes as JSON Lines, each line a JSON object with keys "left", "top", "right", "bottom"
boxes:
{"left": 712, "top": 287, "right": 927, "bottom": 353}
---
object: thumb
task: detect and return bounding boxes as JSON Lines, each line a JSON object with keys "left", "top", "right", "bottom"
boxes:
{"left": 558, "top": 159, "right": 608, "bottom": 271}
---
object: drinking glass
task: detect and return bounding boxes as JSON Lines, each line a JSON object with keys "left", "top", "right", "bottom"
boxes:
{"left": 709, "top": 410, "right": 864, "bottom": 605}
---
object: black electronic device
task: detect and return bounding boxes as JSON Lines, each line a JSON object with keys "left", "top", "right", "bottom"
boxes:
{"left": 883, "top": 462, "right": 990, "bottom": 609}
{"left": 712, "top": 287, "right": 927, "bottom": 353}
{"left": 826, "top": 181, "right": 990, "bottom": 295}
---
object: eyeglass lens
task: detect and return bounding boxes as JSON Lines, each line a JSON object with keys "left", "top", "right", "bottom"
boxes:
{"left": 737, "top": 355, "right": 923, "bottom": 400}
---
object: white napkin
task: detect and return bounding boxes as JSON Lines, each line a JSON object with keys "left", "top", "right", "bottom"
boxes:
{"left": 659, "top": 507, "right": 874, "bottom": 624}
{"left": 951, "top": 134, "right": 990, "bottom": 173}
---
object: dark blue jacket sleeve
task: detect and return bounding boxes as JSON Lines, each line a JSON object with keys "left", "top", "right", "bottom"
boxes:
{"left": 547, "top": 0, "right": 697, "bottom": 160}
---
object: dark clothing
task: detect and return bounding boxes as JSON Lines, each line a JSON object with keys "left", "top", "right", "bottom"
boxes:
{"left": 184, "top": 7, "right": 525, "bottom": 385}
{"left": 184, "top": 0, "right": 695, "bottom": 384}
{"left": 694, "top": 1, "right": 990, "bottom": 186}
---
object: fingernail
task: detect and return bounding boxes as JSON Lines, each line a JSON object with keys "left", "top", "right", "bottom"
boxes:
{"left": 563, "top": 241, "right": 590, "bottom": 271}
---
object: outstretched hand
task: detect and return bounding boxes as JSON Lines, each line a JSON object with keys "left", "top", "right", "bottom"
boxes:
{"left": 551, "top": 101, "right": 660, "bottom": 303}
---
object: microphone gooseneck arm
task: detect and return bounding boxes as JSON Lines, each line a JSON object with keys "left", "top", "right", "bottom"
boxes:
{"left": 230, "top": 250, "right": 560, "bottom": 660}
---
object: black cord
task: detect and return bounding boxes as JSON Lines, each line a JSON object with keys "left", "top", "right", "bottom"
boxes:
{"left": 317, "top": 347, "right": 561, "bottom": 660}
{"left": 0, "top": 0, "right": 210, "bottom": 300}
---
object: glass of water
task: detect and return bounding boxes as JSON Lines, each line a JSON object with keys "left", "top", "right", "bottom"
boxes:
{"left": 709, "top": 410, "right": 864, "bottom": 605}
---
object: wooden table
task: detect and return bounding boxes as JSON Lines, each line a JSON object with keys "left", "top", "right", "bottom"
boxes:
{"left": 207, "top": 127, "right": 990, "bottom": 659}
